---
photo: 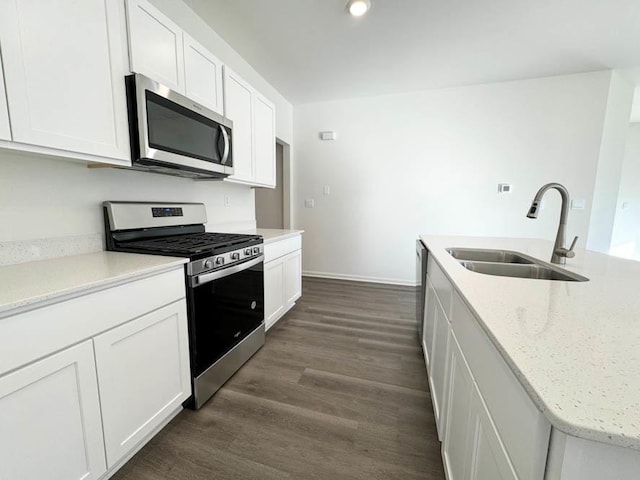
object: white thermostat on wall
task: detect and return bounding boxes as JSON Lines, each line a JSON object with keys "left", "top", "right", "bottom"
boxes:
{"left": 498, "top": 183, "right": 512, "bottom": 194}
{"left": 320, "top": 131, "right": 337, "bottom": 141}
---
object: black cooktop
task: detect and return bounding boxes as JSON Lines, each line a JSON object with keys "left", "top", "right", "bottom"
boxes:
{"left": 118, "top": 232, "right": 262, "bottom": 256}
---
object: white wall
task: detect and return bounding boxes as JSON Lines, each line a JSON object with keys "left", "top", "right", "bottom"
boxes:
{"left": 610, "top": 124, "right": 640, "bottom": 260}
{"left": 586, "top": 71, "right": 634, "bottom": 252}
{"left": 293, "top": 71, "right": 613, "bottom": 285}
{"left": 150, "top": 0, "right": 293, "bottom": 144}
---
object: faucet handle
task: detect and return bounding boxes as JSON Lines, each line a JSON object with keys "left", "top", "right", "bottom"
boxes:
{"left": 564, "top": 236, "right": 579, "bottom": 259}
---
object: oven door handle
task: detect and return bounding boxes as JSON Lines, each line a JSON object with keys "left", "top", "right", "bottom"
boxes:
{"left": 191, "top": 255, "right": 264, "bottom": 287}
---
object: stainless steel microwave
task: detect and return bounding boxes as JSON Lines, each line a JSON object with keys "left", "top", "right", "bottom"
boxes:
{"left": 125, "top": 73, "right": 233, "bottom": 179}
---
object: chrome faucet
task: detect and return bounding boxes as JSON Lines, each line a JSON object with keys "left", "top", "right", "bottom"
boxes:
{"left": 526, "top": 182, "right": 578, "bottom": 264}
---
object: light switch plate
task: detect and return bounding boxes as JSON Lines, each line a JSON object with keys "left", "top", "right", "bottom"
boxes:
{"left": 320, "top": 131, "right": 337, "bottom": 141}
{"left": 323, "top": 185, "right": 331, "bottom": 196}
{"left": 305, "top": 199, "right": 315, "bottom": 208}
{"left": 571, "top": 198, "right": 586, "bottom": 210}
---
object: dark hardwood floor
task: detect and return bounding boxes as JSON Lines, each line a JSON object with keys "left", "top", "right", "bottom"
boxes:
{"left": 112, "top": 277, "right": 445, "bottom": 480}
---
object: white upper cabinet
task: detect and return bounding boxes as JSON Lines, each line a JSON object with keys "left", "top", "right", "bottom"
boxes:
{"left": 224, "top": 67, "right": 255, "bottom": 182}
{"left": 254, "top": 92, "right": 276, "bottom": 186}
{"left": 126, "top": 0, "right": 185, "bottom": 94}
{"left": 184, "top": 33, "right": 224, "bottom": 115}
{"left": 0, "top": 56, "right": 10, "bottom": 141}
{"left": 0, "top": 0, "right": 129, "bottom": 161}
{"left": 224, "top": 66, "right": 276, "bottom": 188}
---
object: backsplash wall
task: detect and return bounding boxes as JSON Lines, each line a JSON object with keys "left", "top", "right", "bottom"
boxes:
{"left": 0, "top": 152, "right": 256, "bottom": 264}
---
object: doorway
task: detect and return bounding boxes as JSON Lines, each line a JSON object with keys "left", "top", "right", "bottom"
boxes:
{"left": 256, "top": 141, "right": 291, "bottom": 228}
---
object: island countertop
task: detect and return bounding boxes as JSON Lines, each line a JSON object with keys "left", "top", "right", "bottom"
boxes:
{"left": 420, "top": 235, "right": 640, "bottom": 450}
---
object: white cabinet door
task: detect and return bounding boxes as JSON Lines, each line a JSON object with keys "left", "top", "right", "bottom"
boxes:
{"left": 443, "top": 332, "right": 474, "bottom": 480}
{"left": 422, "top": 280, "right": 437, "bottom": 371}
{"left": 0, "top": 341, "right": 106, "bottom": 480}
{"left": 468, "top": 388, "right": 519, "bottom": 480}
{"left": 0, "top": 55, "right": 10, "bottom": 141}
{"left": 265, "top": 258, "right": 285, "bottom": 330}
{"left": 284, "top": 250, "right": 302, "bottom": 305}
{"left": 254, "top": 92, "right": 276, "bottom": 187}
{"left": 224, "top": 67, "right": 254, "bottom": 183}
{"left": 126, "top": 0, "right": 185, "bottom": 93}
{"left": 430, "top": 299, "right": 450, "bottom": 440}
{"left": 183, "top": 33, "right": 224, "bottom": 115}
{"left": 0, "top": 0, "right": 129, "bottom": 161}
{"left": 94, "top": 301, "right": 191, "bottom": 468}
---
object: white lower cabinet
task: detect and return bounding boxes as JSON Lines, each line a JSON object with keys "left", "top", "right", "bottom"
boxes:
{"left": 94, "top": 300, "right": 191, "bottom": 468}
{"left": 0, "top": 267, "right": 190, "bottom": 480}
{"left": 0, "top": 340, "right": 106, "bottom": 480}
{"left": 424, "top": 254, "right": 550, "bottom": 480}
{"left": 443, "top": 331, "right": 518, "bottom": 480}
{"left": 429, "top": 298, "right": 450, "bottom": 439}
{"left": 442, "top": 332, "right": 474, "bottom": 480}
{"left": 265, "top": 259, "right": 286, "bottom": 327}
{"left": 264, "top": 235, "right": 303, "bottom": 331}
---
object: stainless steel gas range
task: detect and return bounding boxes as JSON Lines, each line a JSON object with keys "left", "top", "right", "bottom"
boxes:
{"left": 103, "top": 201, "right": 264, "bottom": 409}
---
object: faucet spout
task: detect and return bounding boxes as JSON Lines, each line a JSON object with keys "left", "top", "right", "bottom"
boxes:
{"left": 526, "top": 183, "right": 576, "bottom": 264}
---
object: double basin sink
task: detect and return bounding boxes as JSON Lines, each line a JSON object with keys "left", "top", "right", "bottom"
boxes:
{"left": 447, "top": 248, "right": 589, "bottom": 282}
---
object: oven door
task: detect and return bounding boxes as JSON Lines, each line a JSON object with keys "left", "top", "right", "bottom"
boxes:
{"left": 188, "top": 256, "right": 264, "bottom": 378}
{"left": 128, "top": 74, "right": 233, "bottom": 177}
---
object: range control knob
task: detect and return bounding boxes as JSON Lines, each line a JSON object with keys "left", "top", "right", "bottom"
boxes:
{"left": 203, "top": 259, "right": 213, "bottom": 269}
{"left": 231, "top": 252, "right": 240, "bottom": 260}
{"left": 253, "top": 247, "right": 260, "bottom": 254}
{"left": 244, "top": 248, "right": 252, "bottom": 255}
{"left": 215, "top": 257, "right": 225, "bottom": 266}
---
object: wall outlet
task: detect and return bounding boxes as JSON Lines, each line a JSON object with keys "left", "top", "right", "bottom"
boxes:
{"left": 622, "top": 201, "right": 630, "bottom": 211}
{"left": 305, "top": 199, "right": 315, "bottom": 208}
{"left": 323, "top": 185, "right": 331, "bottom": 196}
{"left": 224, "top": 195, "right": 231, "bottom": 207}
{"left": 497, "top": 183, "right": 512, "bottom": 194}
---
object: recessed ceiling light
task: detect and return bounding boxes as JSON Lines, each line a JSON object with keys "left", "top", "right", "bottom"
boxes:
{"left": 347, "top": 0, "right": 371, "bottom": 17}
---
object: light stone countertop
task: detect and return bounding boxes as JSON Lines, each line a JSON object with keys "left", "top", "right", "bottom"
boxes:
{"left": 240, "top": 228, "right": 304, "bottom": 244}
{"left": 420, "top": 235, "right": 640, "bottom": 450}
{"left": 0, "top": 251, "right": 187, "bottom": 318}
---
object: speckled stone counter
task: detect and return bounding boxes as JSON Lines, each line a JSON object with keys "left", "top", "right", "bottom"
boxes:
{"left": 240, "top": 228, "right": 304, "bottom": 244}
{"left": 420, "top": 235, "right": 640, "bottom": 451}
{"left": 0, "top": 251, "right": 187, "bottom": 317}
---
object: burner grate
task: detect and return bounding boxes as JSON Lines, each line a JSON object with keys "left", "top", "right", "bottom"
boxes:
{"left": 122, "top": 232, "right": 260, "bottom": 254}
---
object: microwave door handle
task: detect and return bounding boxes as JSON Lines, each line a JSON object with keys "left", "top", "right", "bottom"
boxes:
{"left": 220, "top": 125, "right": 230, "bottom": 165}
{"left": 191, "top": 255, "right": 263, "bottom": 287}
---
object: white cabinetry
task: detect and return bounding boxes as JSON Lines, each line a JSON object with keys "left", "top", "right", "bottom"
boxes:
{"left": 0, "top": 341, "right": 106, "bottom": 480}
{"left": 224, "top": 67, "right": 276, "bottom": 188}
{"left": 430, "top": 299, "right": 450, "bottom": 439}
{"left": 0, "top": 266, "right": 189, "bottom": 480}
{"left": 126, "top": 0, "right": 185, "bottom": 93}
{"left": 94, "top": 301, "right": 191, "bottom": 468}
{"left": 0, "top": 0, "right": 129, "bottom": 162}
{"left": 264, "top": 235, "right": 303, "bottom": 331}
{"left": 183, "top": 33, "right": 224, "bottom": 115}
{"left": 254, "top": 93, "right": 276, "bottom": 186}
{"left": 0, "top": 55, "right": 10, "bottom": 141}
{"left": 224, "top": 68, "right": 254, "bottom": 182}
{"left": 126, "top": 0, "right": 224, "bottom": 115}
{"left": 423, "top": 252, "right": 550, "bottom": 480}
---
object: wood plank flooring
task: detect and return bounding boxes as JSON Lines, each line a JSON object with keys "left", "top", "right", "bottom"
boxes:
{"left": 112, "top": 277, "right": 445, "bottom": 480}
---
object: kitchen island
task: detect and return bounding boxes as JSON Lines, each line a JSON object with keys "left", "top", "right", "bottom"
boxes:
{"left": 420, "top": 235, "right": 640, "bottom": 480}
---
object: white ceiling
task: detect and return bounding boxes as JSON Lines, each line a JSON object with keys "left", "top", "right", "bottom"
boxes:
{"left": 184, "top": 0, "right": 640, "bottom": 106}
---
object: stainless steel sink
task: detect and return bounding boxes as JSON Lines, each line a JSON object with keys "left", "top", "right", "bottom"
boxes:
{"left": 458, "top": 261, "right": 589, "bottom": 282}
{"left": 447, "top": 248, "right": 534, "bottom": 264}
{"left": 447, "top": 248, "right": 589, "bottom": 282}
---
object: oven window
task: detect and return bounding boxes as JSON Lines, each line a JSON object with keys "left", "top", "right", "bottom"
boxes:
{"left": 146, "top": 91, "right": 226, "bottom": 164}
{"left": 190, "top": 261, "right": 264, "bottom": 376}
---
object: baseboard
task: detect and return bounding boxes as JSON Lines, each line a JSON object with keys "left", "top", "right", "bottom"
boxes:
{"left": 302, "top": 270, "right": 417, "bottom": 287}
